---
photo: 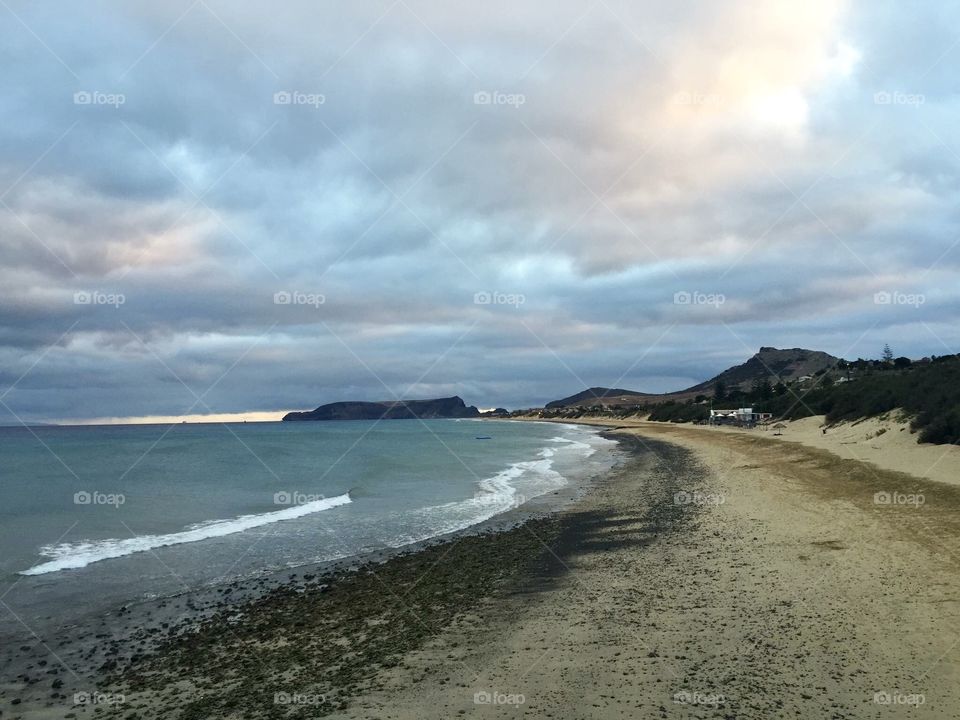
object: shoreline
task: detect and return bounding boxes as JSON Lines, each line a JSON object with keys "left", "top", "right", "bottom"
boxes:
{"left": 527, "top": 413, "right": 960, "bottom": 488}
{"left": 0, "top": 431, "right": 646, "bottom": 719}
{"left": 339, "top": 420, "right": 960, "bottom": 718}
{"left": 0, "top": 420, "right": 618, "bottom": 642}
{"left": 5, "top": 422, "right": 960, "bottom": 718}
{"left": 0, "top": 426, "right": 623, "bottom": 718}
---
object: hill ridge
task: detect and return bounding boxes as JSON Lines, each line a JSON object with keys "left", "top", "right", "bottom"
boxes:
{"left": 545, "top": 347, "right": 839, "bottom": 408}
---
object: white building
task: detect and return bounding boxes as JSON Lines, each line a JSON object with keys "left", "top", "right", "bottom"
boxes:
{"left": 710, "top": 407, "right": 773, "bottom": 425}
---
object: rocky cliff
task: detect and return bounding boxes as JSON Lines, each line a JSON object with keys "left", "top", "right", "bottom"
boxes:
{"left": 282, "top": 396, "right": 481, "bottom": 421}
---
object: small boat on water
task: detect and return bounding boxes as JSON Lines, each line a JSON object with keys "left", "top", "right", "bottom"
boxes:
{"left": 475, "top": 436, "right": 492, "bottom": 440}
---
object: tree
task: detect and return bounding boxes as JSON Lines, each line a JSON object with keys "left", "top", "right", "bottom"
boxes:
{"left": 837, "top": 359, "right": 852, "bottom": 380}
{"left": 882, "top": 344, "right": 894, "bottom": 363}
{"left": 752, "top": 377, "right": 773, "bottom": 400}
{"left": 714, "top": 379, "right": 727, "bottom": 402}
{"left": 894, "top": 356, "right": 912, "bottom": 369}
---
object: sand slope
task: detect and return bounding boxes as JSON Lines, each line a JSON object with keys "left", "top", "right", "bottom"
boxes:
{"left": 767, "top": 414, "right": 959, "bottom": 488}
{"left": 560, "top": 413, "right": 959, "bottom": 489}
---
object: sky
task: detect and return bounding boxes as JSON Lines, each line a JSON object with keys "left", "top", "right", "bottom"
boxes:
{"left": 1, "top": 0, "right": 959, "bottom": 423}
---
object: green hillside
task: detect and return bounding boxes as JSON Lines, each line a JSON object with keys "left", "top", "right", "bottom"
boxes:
{"left": 649, "top": 354, "right": 960, "bottom": 445}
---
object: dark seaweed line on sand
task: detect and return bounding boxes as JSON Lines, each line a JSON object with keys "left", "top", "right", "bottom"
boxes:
{"left": 92, "top": 435, "right": 706, "bottom": 720}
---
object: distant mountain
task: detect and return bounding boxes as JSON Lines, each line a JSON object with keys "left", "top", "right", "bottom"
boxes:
{"left": 282, "top": 396, "right": 480, "bottom": 421}
{"left": 687, "top": 347, "right": 840, "bottom": 393}
{"left": 544, "top": 347, "right": 839, "bottom": 408}
{"left": 545, "top": 387, "right": 653, "bottom": 409}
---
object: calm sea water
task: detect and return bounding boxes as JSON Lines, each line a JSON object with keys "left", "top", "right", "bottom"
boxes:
{"left": 0, "top": 419, "right": 617, "bottom": 636}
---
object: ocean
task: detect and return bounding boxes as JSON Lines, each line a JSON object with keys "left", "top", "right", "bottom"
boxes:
{"left": 0, "top": 418, "right": 617, "bottom": 638}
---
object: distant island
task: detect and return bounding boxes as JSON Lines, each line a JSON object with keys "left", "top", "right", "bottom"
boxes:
{"left": 282, "top": 396, "right": 482, "bottom": 421}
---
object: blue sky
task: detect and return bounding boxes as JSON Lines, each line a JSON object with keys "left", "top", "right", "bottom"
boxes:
{"left": 1, "top": 0, "right": 959, "bottom": 422}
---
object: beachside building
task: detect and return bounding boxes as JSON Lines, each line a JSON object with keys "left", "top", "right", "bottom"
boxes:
{"left": 710, "top": 407, "right": 773, "bottom": 426}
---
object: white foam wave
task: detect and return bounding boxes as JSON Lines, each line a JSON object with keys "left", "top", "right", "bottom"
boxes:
{"left": 21, "top": 493, "right": 352, "bottom": 576}
{"left": 547, "top": 435, "right": 596, "bottom": 457}
{"left": 382, "top": 450, "right": 564, "bottom": 547}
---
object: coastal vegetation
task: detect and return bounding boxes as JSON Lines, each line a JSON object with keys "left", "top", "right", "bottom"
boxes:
{"left": 524, "top": 353, "right": 960, "bottom": 445}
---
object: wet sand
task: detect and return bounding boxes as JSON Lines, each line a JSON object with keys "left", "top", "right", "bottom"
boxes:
{"left": 0, "top": 448, "right": 603, "bottom": 720}
{"left": 338, "top": 423, "right": 960, "bottom": 719}
{"left": 4, "top": 425, "right": 960, "bottom": 718}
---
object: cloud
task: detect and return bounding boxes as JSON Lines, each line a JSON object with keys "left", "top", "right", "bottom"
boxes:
{"left": 1, "top": 0, "right": 959, "bottom": 421}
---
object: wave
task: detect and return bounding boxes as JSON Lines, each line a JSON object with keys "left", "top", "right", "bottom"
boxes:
{"left": 547, "top": 435, "right": 597, "bottom": 457}
{"left": 20, "top": 493, "right": 352, "bottom": 576}
{"left": 378, "top": 443, "right": 570, "bottom": 547}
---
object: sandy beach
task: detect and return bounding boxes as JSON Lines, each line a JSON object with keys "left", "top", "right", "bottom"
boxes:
{"left": 331, "top": 421, "right": 960, "bottom": 719}
{"left": 602, "top": 414, "right": 960, "bottom": 488}
{"left": 7, "top": 419, "right": 960, "bottom": 719}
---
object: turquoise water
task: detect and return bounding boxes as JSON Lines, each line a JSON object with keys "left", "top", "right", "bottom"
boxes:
{"left": 0, "top": 419, "right": 616, "bottom": 634}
